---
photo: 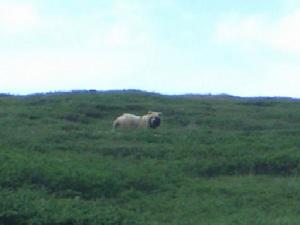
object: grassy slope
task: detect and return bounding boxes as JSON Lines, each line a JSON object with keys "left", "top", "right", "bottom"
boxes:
{"left": 1, "top": 91, "right": 300, "bottom": 225}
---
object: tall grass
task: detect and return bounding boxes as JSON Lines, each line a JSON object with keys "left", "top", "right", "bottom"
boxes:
{"left": 0, "top": 91, "right": 300, "bottom": 224}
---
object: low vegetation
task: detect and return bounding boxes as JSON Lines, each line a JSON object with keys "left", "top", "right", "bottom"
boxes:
{"left": 1, "top": 90, "right": 300, "bottom": 224}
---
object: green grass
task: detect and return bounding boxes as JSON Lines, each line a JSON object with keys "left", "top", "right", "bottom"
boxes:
{"left": 1, "top": 91, "right": 300, "bottom": 224}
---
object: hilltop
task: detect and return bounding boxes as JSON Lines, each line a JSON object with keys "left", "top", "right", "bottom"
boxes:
{"left": 1, "top": 90, "right": 300, "bottom": 225}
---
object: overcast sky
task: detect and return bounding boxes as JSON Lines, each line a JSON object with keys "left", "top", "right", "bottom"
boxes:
{"left": 1, "top": 0, "right": 300, "bottom": 97}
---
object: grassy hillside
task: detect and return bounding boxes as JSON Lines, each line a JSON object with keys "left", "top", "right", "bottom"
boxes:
{"left": 1, "top": 91, "right": 300, "bottom": 225}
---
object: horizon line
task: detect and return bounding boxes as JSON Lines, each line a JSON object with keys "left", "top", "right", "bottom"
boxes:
{"left": 1, "top": 89, "right": 300, "bottom": 101}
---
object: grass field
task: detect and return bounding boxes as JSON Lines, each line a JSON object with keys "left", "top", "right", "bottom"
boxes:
{"left": 1, "top": 90, "right": 300, "bottom": 225}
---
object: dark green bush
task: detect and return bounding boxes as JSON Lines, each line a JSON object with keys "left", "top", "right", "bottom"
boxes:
{"left": 0, "top": 188, "right": 139, "bottom": 225}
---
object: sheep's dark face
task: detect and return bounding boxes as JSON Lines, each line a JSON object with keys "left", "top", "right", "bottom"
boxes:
{"left": 149, "top": 116, "right": 161, "bottom": 129}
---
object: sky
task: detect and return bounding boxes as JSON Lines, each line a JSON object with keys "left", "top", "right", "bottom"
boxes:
{"left": 1, "top": 0, "right": 300, "bottom": 97}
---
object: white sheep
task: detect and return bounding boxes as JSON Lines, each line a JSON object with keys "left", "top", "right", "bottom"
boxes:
{"left": 113, "top": 111, "right": 162, "bottom": 130}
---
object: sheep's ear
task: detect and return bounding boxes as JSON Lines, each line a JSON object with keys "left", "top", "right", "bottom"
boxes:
{"left": 158, "top": 112, "right": 162, "bottom": 116}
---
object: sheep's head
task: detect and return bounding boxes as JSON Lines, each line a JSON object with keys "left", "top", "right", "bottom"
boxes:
{"left": 148, "top": 111, "right": 162, "bottom": 129}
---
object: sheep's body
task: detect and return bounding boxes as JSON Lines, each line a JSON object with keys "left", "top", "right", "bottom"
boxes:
{"left": 113, "top": 111, "right": 161, "bottom": 130}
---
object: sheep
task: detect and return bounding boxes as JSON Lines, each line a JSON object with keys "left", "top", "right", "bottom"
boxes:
{"left": 113, "top": 111, "right": 162, "bottom": 130}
